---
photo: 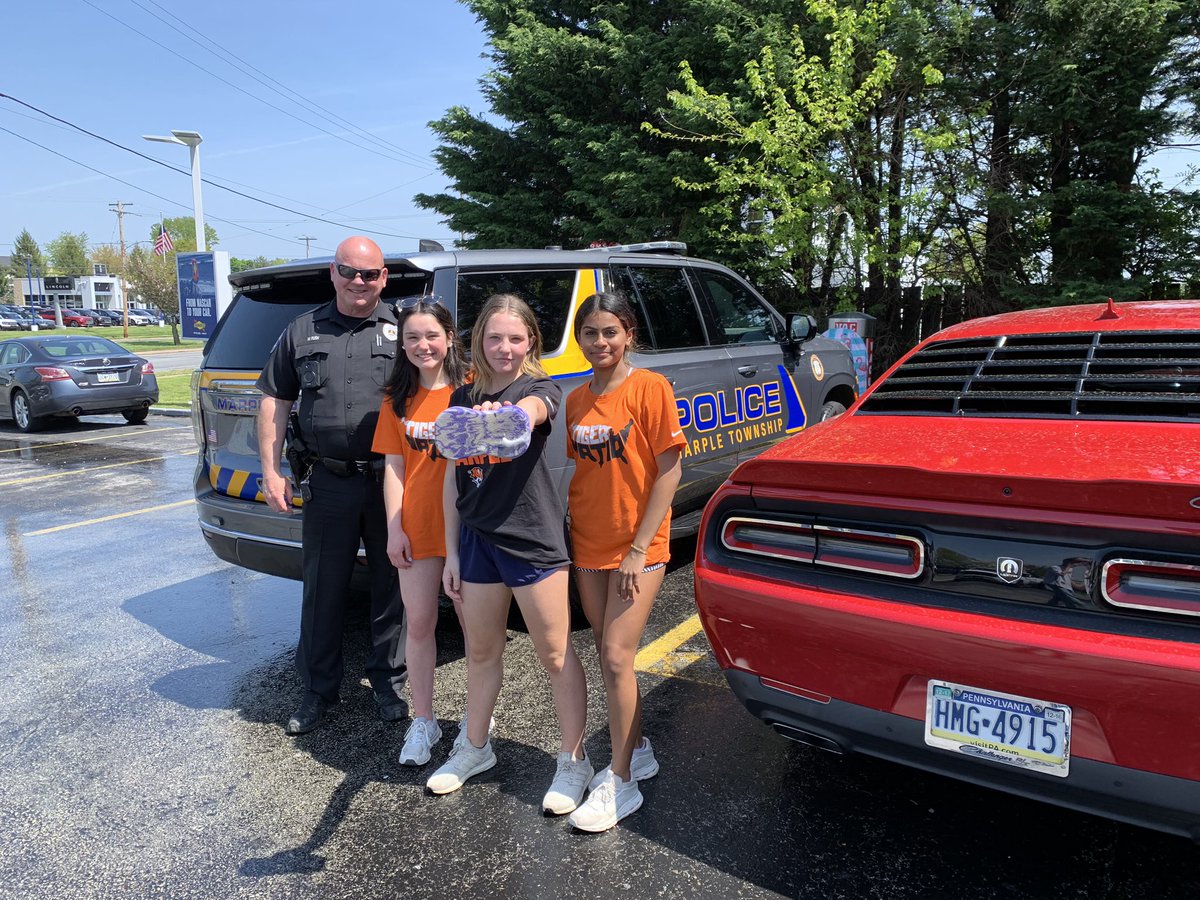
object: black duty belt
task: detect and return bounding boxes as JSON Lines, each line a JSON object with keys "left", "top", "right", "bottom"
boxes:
{"left": 319, "top": 457, "right": 384, "bottom": 477}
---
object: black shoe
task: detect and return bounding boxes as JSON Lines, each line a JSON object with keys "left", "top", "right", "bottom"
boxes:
{"left": 287, "top": 692, "right": 333, "bottom": 735}
{"left": 374, "top": 694, "right": 408, "bottom": 722}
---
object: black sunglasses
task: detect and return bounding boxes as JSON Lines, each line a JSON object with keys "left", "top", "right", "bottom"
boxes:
{"left": 397, "top": 294, "right": 445, "bottom": 309}
{"left": 335, "top": 263, "right": 384, "bottom": 283}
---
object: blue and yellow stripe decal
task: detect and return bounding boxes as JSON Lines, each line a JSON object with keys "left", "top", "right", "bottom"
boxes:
{"left": 543, "top": 269, "right": 598, "bottom": 382}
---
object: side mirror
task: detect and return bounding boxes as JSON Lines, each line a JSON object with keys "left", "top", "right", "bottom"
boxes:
{"left": 784, "top": 313, "right": 817, "bottom": 345}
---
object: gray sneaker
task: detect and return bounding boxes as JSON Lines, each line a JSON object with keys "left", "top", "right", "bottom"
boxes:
{"left": 589, "top": 736, "right": 660, "bottom": 791}
{"left": 453, "top": 714, "right": 496, "bottom": 750}
{"left": 542, "top": 751, "right": 594, "bottom": 815}
{"left": 399, "top": 717, "right": 442, "bottom": 767}
{"left": 426, "top": 739, "right": 497, "bottom": 794}
{"left": 570, "top": 770, "right": 644, "bottom": 832}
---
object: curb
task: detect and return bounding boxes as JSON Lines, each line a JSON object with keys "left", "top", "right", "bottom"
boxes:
{"left": 151, "top": 406, "right": 192, "bottom": 418}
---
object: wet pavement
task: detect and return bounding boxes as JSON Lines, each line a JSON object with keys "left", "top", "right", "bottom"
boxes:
{"left": 1, "top": 415, "right": 1199, "bottom": 899}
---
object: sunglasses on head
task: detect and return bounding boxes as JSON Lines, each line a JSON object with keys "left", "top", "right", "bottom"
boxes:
{"left": 397, "top": 294, "right": 445, "bottom": 309}
{"left": 335, "top": 263, "right": 383, "bottom": 283}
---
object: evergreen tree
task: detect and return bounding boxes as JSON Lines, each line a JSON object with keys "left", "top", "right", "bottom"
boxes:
{"left": 9, "top": 229, "right": 45, "bottom": 280}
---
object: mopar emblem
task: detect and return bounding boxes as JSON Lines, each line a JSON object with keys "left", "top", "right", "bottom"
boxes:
{"left": 996, "top": 557, "right": 1024, "bottom": 584}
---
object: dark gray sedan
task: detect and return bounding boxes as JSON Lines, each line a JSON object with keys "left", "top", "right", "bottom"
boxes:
{"left": 0, "top": 335, "right": 159, "bottom": 432}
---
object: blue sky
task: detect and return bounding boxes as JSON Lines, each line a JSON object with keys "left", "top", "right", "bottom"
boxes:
{"left": 2, "top": 1, "right": 493, "bottom": 262}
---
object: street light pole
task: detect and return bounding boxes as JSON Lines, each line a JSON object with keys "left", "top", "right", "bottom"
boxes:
{"left": 142, "top": 129, "right": 206, "bottom": 252}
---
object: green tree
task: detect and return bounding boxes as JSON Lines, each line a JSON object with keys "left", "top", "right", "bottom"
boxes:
{"left": 91, "top": 244, "right": 125, "bottom": 278}
{"left": 230, "top": 255, "right": 287, "bottom": 273}
{"left": 9, "top": 229, "right": 45, "bottom": 281}
{"left": 126, "top": 246, "right": 182, "bottom": 345}
{"left": 153, "top": 217, "right": 219, "bottom": 254}
{"left": 416, "top": 0, "right": 808, "bottom": 272}
{"left": 47, "top": 231, "right": 91, "bottom": 276}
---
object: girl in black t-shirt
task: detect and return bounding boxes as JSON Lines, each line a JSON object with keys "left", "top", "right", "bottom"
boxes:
{"left": 426, "top": 294, "right": 593, "bottom": 817}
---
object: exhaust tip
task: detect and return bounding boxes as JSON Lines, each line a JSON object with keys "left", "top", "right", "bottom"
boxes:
{"left": 70, "top": 406, "right": 83, "bottom": 416}
{"left": 770, "top": 722, "right": 845, "bottom": 755}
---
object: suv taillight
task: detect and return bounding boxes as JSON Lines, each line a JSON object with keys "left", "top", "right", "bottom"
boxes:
{"left": 1101, "top": 559, "right": 1200, "bottom": 617}
{"left": 721, "top": 516, "right": 925, "bottom": 579}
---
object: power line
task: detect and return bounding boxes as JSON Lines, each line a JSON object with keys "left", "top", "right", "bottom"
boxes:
{"left": 132, "top": 0, "right": 434, "bottom": 168}
{"left": 0, "top": 95, "right": 426, "bottom": 240}
{"left": 0, "top": 124, "right": 336, "bottom": 250}
{"left": 77, "top": 0, "right": 435, "bottom": 171}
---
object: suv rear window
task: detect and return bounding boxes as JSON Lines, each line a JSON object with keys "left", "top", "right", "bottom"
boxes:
{"left": 204, "top": 296, "right": 322, "bottom": 369}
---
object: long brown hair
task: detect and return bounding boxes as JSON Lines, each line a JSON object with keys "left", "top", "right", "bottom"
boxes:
{"left": 384, "top": 300, "right": 466, "bottom": 417}
{"left": 469, "top": 293, "right": 546, "bottom": 401}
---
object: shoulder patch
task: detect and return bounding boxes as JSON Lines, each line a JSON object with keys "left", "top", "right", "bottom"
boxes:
{"left": 382, "top": 323, "right": 398, "bottom": 342}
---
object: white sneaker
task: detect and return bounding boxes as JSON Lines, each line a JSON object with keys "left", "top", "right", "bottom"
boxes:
{"left": 589, "top": 737, "right": 660, "bottom": 791}
{"left": 398, "top": 717, "right": 442, "bottom": 766}
{"left": 570, "top": 771, "right": 644, "bottom": 832}
{"left": 542, "top": 751, "right": 594, "bottom": 815}
{"left": 453, "top": 714, "right": 496, "bottom": 750}
{"left": 426, "top": 739, "right": 496, "bottom": 794}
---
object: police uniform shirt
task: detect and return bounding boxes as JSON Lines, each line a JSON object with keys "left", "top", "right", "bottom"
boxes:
{"left": 258, "top": 299, "right": 398, "bottom": 461}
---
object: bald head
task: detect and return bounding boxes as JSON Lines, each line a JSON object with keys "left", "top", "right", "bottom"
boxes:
{"left": 330, "top": 235, "right": 387, "bottom": 318}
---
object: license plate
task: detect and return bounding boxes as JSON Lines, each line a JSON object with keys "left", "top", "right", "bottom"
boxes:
{"left": 924, "top": 680, "right": 1071, "bottom": 777}
{"left": 96, "top": 372, "right": 119, "bottom": 383}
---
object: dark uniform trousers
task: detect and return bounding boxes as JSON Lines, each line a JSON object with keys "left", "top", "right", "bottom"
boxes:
{"left": 299, "top": 462, "right": 407, "bottom": 703}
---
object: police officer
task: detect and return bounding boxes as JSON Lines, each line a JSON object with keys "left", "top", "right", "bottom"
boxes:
{"left": 257, "top": 235, "right": 407, "bottom": 735}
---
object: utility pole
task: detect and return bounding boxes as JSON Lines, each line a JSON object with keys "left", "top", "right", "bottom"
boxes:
{"left": 298, "top": 235, "right": 317, "bottom": 258}
{"left": 110, "top": 201, "right": 133, "bottom": 338}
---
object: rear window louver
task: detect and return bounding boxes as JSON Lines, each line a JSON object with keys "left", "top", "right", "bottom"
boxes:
{"left": 860, "top": 330, "right": 1200, "bottom": 421}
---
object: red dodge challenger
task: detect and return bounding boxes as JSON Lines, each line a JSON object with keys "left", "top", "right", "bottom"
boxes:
{"left": 694, "top": 299, "right": 1200, "bottom": 839}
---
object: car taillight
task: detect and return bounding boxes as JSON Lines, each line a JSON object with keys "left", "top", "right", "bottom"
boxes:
{"left": 34, "top": 366, "right": 71, "bottom": 381}
{"left": 1101, "top": 559, "right": 1200, "bottom": 617}
{"left": 720, "top": 516, "right": 925, "bottom": 579}
{"left": 142, "top": 361, "right": 155, "bottom": 374}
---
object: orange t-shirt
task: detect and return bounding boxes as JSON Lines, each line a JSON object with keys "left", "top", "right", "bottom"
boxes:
{"left": 371, "top": 384, "right": 453, "bottom": 560}
{"left": 566, "top": 368, "right": 686, "bottom": 569}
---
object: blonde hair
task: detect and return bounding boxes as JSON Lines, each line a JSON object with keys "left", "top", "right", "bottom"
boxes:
{"left": 469, "top": 293, "right": 547, "bottom": 401}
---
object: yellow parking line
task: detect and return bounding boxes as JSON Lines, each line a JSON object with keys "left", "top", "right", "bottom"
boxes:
{"left": 634, "top": 613, "right": 706, "bottom": 677}
{"left": 0, "top": 425, "right": 183, "bottom": 453}
{"left": 0, "top": 451, "right": 194, "bottom": 487}
{"left": 24, "top": 499, "right": 194, "bottom": 536}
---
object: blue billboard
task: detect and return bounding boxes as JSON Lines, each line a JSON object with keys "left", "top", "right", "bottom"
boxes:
{"left": 178, "top": 252, "right": 218, "bottom": 340}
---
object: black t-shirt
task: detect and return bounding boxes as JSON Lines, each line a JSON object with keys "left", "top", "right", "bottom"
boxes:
{"left": 451, "top": 374, "right": 568, "bottom": 567}
{"left": 257, "top": 300, "right": 398, "bottom": 461}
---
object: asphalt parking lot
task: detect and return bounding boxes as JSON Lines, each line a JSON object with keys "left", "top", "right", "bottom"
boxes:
{"left": 2, "top": 412, "right": 1199, "bottom": 899}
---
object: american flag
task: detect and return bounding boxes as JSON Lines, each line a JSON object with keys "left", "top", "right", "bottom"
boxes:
{"left": 153, "top": 225, "right": 174, "bottom": 257}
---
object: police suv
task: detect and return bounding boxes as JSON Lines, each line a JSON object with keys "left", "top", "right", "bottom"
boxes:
{"left": 191, "top": 242, "right": 857, "bottom": 581}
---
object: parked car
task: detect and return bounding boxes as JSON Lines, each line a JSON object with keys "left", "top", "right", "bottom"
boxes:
{"left": 192, "top": 242, "right": 858, "bottom": 582}
{"left": 90, "top": 308, "right": 123, "bottom": 325}
{"left": 0, "top": 307, "right": 43, "bottom": 330}
{"left": 129, "top": 308, "right": 161, "bottom": 326}
{"left": 0, "top": 335, "right": 159, "bottom": 431}
{"left": 693, "top": 299, "right": 1200, "bottom": 839}
{"left": 74, "top": 308, "right": 106, "bottom": 326}
{"left": 34, "top": 307, "right": 92, "bottom": 327}
{"left": 0, "top": 309, "right": 23, "bottom": 331}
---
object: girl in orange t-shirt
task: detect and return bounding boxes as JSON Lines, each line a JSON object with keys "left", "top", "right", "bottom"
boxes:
{"left": 565, "top": 292, "right": 685, "bottom": 832}
{"left": 372, "top": 298, "right": 467, "bottom": 767}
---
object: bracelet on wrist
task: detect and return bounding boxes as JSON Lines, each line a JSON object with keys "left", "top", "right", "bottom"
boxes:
{"left": 629, "top": 543, "right": 647, "bottom": 556}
